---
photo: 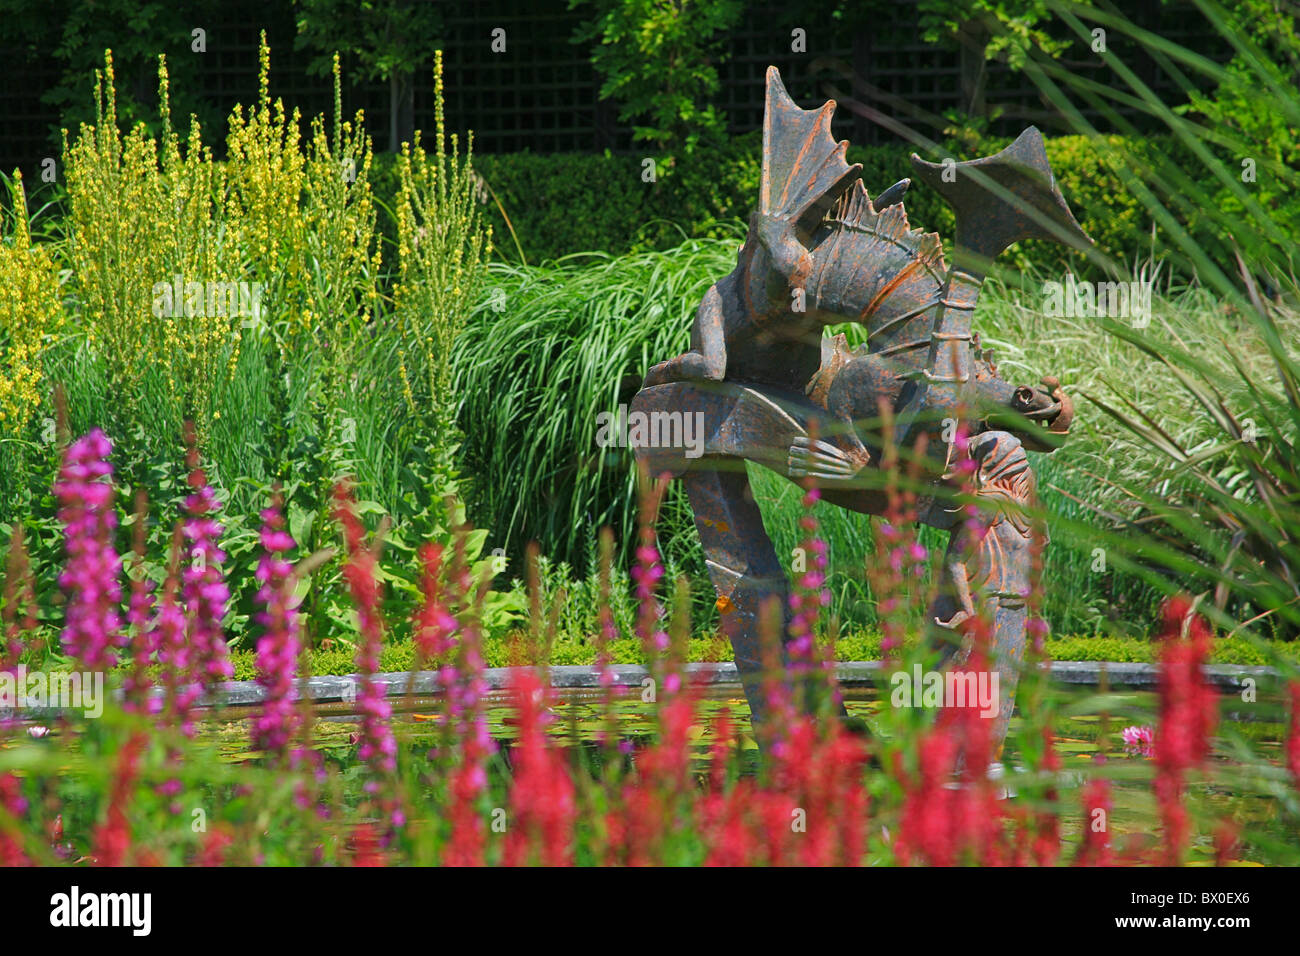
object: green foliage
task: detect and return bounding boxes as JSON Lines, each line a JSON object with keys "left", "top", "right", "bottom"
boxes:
{"left": 450, "top": 240, "right": 731, "bottom": 590}
{"left": 985, "top": 0, "right": 1300, "bottom": 658}
{"left": 918, "top": 0, "right": 1071, "bottom": 66}
{"left": 293, "top": 0, "right": 444, "bottom": 83}
{"left": 463, "top": 151, "right": 648, "bottom": 262}
{"left": 1175, "top": 0, "right": 1300, "bottom": 246}
{"left": 2, "top": 0, "right": 225, "bottom": 144}
{"left": 1038, "top": 134, "right": 1151, "bottom": 271}
{"left": 1086, "top": 299, "right": 1300, "bottom": 642}
{"left": 570, "top": 0, "right": 744, "bottom": 156}
{"left": 293, "top": 0, "right": 445, "bottom": 150}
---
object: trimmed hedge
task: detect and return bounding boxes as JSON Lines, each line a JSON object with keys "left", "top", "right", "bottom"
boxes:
{"left": 216, "top": 630, "right": 1299, "bottom": 678}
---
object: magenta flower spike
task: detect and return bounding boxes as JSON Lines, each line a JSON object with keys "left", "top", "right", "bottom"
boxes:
{"left": 53, "top": 429, "right": 124, "bottom": 671}
{"left": 252, "top": 491, "right": 301, "bottom": 759}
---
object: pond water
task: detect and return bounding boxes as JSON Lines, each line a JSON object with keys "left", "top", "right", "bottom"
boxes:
{"left": 190, "top": 681, "right": 1295, "bottom": 863}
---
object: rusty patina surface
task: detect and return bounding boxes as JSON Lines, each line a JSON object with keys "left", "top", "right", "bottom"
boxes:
{"left": 632, "top": 67, "right": 1090, "bottom": 751}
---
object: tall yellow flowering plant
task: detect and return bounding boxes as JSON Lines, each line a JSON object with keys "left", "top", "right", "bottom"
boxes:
{"left": 393, "top": 50, "right": 492, "bottom": 456}
{"left": 64, "top": 51, "right": 243, "bottom": 436}
{"left": 62, "top": 36, "right": 384, "bottom": 452}
{"left": 0, "top": 171, "right": 65, "bottom": 436}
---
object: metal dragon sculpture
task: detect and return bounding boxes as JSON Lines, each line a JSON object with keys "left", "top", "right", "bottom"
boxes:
{"left": 632, "top": 68, "right": 1091, "bottom": 752}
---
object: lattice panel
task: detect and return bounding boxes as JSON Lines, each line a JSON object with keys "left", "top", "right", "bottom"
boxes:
{"left": 0, "top": 0, "right": 1239, "bottom": 170}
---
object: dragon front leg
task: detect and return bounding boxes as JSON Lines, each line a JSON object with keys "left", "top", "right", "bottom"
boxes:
{"left": 643, "top": 283, "right": 727, "bottom": 388}
{"left": 788, "top": 353, "right": 889, "bottom": 483}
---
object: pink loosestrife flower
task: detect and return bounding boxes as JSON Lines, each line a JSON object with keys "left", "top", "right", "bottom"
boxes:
{"left": 444, "top": 525, "right": 496, "bottom": 864}
{"left": 632, "top": 540, "right": 668, "bottom": 658}
{"left": 594, "top": 535, "right": 620, "bottom": 744}
{"left": 1075, "top": 773, "right": 1114, "bottom": 866}
{"left": 0, "top": 772, "right": 28, "bottom": 866}
{"left": 414, "top": 543, "right": 457, "bottom": 662}
{"left": 182, "top": 499, "right": 232, "bottom": 686}
{"left": 1153, "top": 596, "right": 1217, "bottom": 865}
{"left": 156, "top": 528, "right": 200, "bottom": 737}
{"left": 893, "top": 726, "right": 960, "bottom": 866}
{"left": 182, "top": 428, "right": 232, "bottom": 686}
{"left": 788, "top": 486, "right": 840, "bottom": 716}
{"left": 894, "top": 612, "right": 1004, "bottom": 866}
{"left": 54, "top": 429, "right": 124, "bottom": 671}
{"left": 871, "top": 429, "right": 926, "bottom": 661}
{"left": 92, "top": 732, "right": 146, "bottom": 867}
{"left": 504, "top": 670, "right": 576, "bottom": 866}
{"left": 123, "top": 494, "right": 157, "bottom": 714}
{"left": 124, "top": 572, "right": 156, "bottom": 709}
{"left": 1029, "top": 727, "right": 1063, "bottom": 866}
{"left": 252, "top": 492, "right": 301, "bottom": 759}
{"left": 333, "top": 484, "right": 397, "bottom": 781}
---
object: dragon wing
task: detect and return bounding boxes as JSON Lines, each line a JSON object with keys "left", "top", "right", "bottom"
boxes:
{"left": 807, "top": 180, "right": 947, "bottom": 326}
{"left": 760, "top": 67, "right": 862, "bottom": 235}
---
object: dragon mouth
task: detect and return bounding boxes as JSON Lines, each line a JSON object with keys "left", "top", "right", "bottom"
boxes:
{"left": 1021, "top": 401, "right": 1062, "bottom": 421}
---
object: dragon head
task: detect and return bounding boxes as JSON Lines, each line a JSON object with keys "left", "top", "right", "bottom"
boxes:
{"left": 971, "top": 346, "right": 1074, "bottom": 450}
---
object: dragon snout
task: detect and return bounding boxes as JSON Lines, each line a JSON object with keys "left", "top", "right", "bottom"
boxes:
{"left": 1040, "top": 376, "right": 1075, "bottom": 436}
{"left": 1002, "top": 376, "right": 1075, "bottom": 448}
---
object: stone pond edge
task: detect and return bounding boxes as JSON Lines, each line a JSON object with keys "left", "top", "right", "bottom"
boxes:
{"left": 155, "top": 660, "right": 1280, "bottom": 709}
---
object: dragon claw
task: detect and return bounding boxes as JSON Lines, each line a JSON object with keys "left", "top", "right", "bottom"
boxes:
{"left": 788, "top": 436, "right": 864, "bottom": 481}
